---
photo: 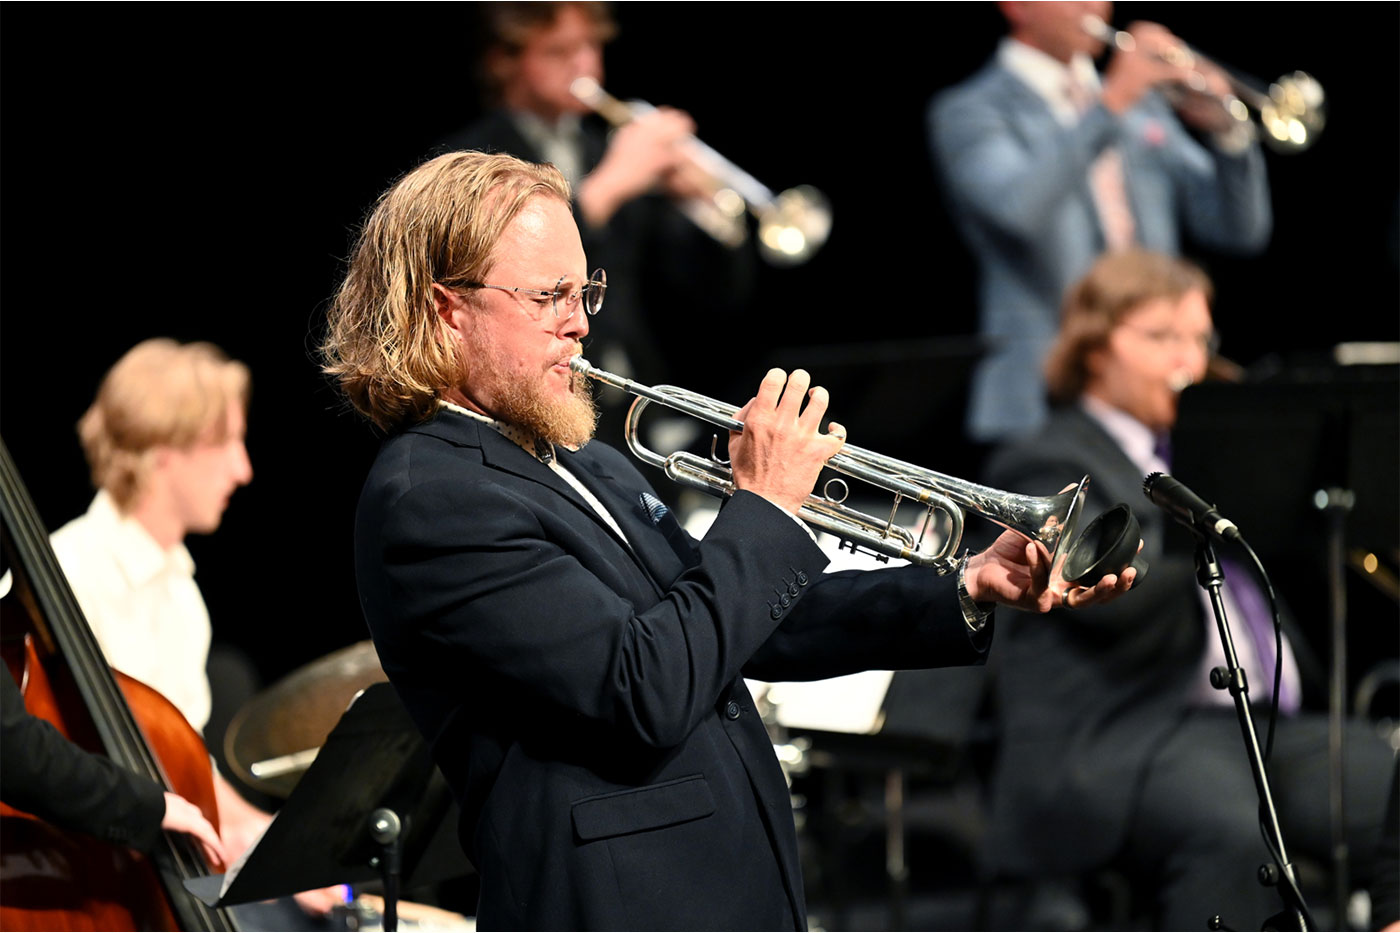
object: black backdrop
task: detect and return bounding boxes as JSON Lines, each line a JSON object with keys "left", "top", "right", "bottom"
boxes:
{"left": 3, "top": 3, "right": 1396, "bottom": 686}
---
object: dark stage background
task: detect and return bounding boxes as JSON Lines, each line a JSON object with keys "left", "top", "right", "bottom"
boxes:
{"left": 2, "top": 3, "right": 1396, "bottom": 695}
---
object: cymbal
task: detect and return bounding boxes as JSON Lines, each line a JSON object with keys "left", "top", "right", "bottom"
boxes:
{"left": 224, "top": 640, "right": 388, "bottom": 797}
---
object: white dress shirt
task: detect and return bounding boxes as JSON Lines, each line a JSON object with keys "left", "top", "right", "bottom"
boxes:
{"left": 49, "top": 490, "right": 213, "bottom": 731}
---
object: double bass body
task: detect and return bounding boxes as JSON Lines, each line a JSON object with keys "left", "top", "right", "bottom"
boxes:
{"left": 0, "top": 437, "right": 234, "bottom": 932}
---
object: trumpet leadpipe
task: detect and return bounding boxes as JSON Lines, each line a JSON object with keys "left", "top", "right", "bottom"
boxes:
{"left": 567, "top": 77, "right": 833, "bottom": 263}
{"left": 570, "top": 357, "right": 1100, "bottom": 575}
{"left": 1080, "top": 14, "right": 1325, "bottom": 151}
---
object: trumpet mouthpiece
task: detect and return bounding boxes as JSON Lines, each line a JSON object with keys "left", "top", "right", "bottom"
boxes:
{"left": 1083, "top": 14, "right": 1134, "bottom": 51}
{"left": 570, "top": 76, "right": 602, "bottom": 105}
{"left": 569, "top": 356, "right": 592, "bottom": 375}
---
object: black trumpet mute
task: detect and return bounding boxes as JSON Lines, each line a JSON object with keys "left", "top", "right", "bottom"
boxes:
{"left": 1060, "top": 504, "right": 1148, "bottom": 586}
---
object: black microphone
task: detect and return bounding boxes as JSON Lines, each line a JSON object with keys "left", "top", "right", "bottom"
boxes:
{"left": 1142, "top": 472, "right": 1241, "bottom": 541}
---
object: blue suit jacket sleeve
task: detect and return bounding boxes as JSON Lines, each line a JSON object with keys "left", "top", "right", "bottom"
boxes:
{"left": 930, "top": 71, "right": 1270, "bottom": 254}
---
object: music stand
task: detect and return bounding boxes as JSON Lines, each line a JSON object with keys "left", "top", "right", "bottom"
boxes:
{"left": 183, "top": 683, "right": 471, "bottom": 930}
{"left": 1174, "top": 367, "right": 1399, "bottom": 927}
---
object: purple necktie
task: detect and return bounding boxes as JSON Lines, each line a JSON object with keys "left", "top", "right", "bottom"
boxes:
{"left": 1221, "top": 557, "right": 1298, "bottom": 713}
{"left": 1156, "top": 436, "right": 1297, "bottom": 713}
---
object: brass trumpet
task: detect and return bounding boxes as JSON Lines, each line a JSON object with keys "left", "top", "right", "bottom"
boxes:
{"left": 571, "top": 357, "right": 1102, "bottom": 576}
{"left": 569, "top": 77, "right": 832, "bottom": 266}
{"left": 1082, "top": 15, "right": 1326, "bottom": 153}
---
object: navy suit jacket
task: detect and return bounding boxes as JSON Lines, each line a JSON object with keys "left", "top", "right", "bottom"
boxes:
{"left": 1, "top": 668, "right": 165, "bottom": 852}
{"left": 354, "top": 408, "right": 990, "bottom": 929}
{"left": 928, "top": 58, "right": 1271, "bottom": 441}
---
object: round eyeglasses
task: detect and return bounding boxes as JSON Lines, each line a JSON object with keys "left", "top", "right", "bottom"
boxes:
{"left": 461, "top": 268, "right": 606, "bottom": 321}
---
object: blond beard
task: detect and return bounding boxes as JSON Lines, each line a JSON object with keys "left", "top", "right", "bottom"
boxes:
{"left": 492, "top": 367, "right": 598, "bottom": 449}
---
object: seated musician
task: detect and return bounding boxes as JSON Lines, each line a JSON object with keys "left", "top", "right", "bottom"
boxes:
{"left": 319, "top": 149, "right": 1137, "bottom": 930}
{"left": 978, "top": 249, "right": 1398, "bottom": 930}
{"left": 44, "top": 338, "right": 340, "bottom": 920}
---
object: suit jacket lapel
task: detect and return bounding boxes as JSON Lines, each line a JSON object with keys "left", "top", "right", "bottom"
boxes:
{"left": 408, "top": 410, "right": 615, "bottom": 537}
{"left": 559, "top": 445, "right": 689, "bottom": 592}
{"left": 409, "top": 410, "right": 681, "bottom": 593}
{"left": 1054, "top": 407, "right": 1168, "bottom": 550}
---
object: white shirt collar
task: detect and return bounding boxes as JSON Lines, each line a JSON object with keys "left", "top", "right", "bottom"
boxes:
{"left": 438, "top": 399, "right": 565, "bottom": 463}
{"left": 86, "top": 489, "right": 195, "bottom": 584}
{"left": 998, "top": 37, "right": 1101, "bottom": 124}
{"left": 1078, "top": 395, "right": 1169, "bottom": 477}
{"left": 508, "top": 111, "right": 585, "bottom": 188}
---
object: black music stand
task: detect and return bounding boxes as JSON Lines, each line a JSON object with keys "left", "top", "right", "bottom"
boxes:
{"left": 183, "top": 683, "right": 470, "bottom": 931}
{"left": 771, "top": 664, "right": 989, "bottom": 932}
{"left": 1174, "top": 366, "right": 1399, "bottom": 928}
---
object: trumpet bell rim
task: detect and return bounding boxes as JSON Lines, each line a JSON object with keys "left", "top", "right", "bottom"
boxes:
{"left": 1045, "top": 476, "right": 1090, "bottom": 582}
{"left": 1060, "top": 502, "right": 1142, "bottom": 585}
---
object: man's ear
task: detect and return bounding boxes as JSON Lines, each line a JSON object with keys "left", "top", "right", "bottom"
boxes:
{"left": 1083, "top": 343, "right": 1109, "bottom": 382}
{"left": 434, "top": 283, "right": 469, "bottom": 338}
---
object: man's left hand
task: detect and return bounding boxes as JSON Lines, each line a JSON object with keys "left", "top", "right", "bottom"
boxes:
{"left": 964, "top": 528, "right": 1137, "bottom": 613}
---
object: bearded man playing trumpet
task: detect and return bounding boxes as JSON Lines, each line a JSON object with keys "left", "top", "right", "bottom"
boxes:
{"left": 321, "top": 149, "right": 1136, "bottom": 930}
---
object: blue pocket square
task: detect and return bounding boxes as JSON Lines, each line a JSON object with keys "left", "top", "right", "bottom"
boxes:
{"left": 639, "top": 492, "right": 670, "bottom": 526}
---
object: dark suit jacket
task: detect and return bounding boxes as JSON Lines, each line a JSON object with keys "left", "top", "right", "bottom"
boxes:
{"left": 980, "top": 405, "right": 1204, "bottom": 875}
{"left": 1, "top": 667, "right": 165, "bottom": 852}
{"left": 355, "top": 408, "right": 989, "bottom": 930}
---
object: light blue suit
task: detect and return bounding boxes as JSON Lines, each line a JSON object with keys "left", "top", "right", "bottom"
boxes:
{"left": 928, "top": 58, "right": 1272, "bottom": 442}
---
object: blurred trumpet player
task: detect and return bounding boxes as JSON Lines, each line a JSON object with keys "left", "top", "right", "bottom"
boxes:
{"left": 928, "top": 1, "right": 1272, "bottom": 444}
{"left": 439, "top": 1, "right": 756, "bottom": 401}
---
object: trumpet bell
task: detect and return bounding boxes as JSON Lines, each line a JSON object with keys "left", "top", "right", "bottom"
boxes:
{"left": 757, "top": 185, "right": 833, "bottom": 267}
{"left": 569, "top": 77, "right": 831, "bottom": 266}
{"left": 1258, "top": 71, "right": 1326, "bottom": 153}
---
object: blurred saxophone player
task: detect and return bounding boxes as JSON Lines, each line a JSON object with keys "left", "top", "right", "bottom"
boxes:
{"left": 978, "top": 250, "right": 1396, "bottom": 930}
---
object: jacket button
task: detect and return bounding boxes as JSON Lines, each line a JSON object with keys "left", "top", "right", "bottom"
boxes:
{"left": 770, "top": 605, "right": 782, "bottom": 620}
{"left": 779, "top": 594, "right": 791, "bottom": 608}
{"left": 725, "top": 701, "right": 741, "bottom": 720}
{"left": 795, "top": 571, "right": 809, "bottom": 586}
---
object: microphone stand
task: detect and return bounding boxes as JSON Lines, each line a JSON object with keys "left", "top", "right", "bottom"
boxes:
{"left": 1193, "top": 537, "right": 1313, "bottom": 932}
{"left": 1315, "top": 488, "right": 1355, "bottom": 930}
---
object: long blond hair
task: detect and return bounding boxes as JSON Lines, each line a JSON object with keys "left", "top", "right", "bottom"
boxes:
{"left": 321, "top": 151, "right": 571, "bottom": 431}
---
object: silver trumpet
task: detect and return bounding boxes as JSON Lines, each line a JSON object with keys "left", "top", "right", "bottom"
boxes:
{"left": 1082, "top": 15, "right": 1325, "bottom": 153}
{"left": 571, "top": 357, "right": 1092, "bottom": 575}
{"left": 569, "top": 77, "right": 832, "bottom": 266}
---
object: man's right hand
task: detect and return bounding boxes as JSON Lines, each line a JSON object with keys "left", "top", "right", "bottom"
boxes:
{"left": 577, "top": 106, "right": 696, "bottom": 227}
{"left": 1100, "top": 21, "right": 1201, "bottom": 116}
{"left": 728, "top": 369, "right": 846, "bottom": 516}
